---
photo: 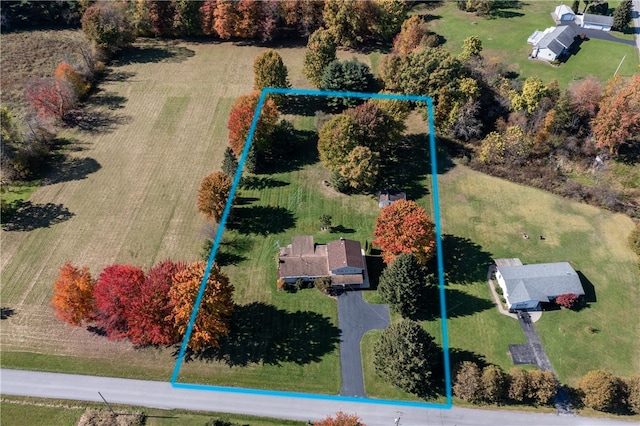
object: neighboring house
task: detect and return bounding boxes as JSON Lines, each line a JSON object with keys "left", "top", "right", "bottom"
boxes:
{"left": 576, "top": 13, "right": 614, "bottom": 31}
{"left": 552, "top": 4, "right": 576, "bottom": 23}
{"left": 278, "top": 236, "right": 366, "bottom": 287}
{"left": 377, "top": 189, "right": 406, "bottom": 208}
{"left": 528, "top": 25, "right": 578, "bottom": 61}
{"left": 494, "top": 258, "right": 585, "bottom": 311}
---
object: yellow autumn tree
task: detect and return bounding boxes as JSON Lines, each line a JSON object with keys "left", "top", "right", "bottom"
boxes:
{"left": 51, "top": 262, "right": 96, "bottom": 326}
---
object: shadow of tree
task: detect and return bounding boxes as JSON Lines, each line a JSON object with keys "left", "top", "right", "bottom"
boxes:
{"left": 193, "top": 302, "right": 341, "bottom": 366}
{"left": 442, "top": 234, "right": 494, "bottom": 285}
{"left": 43, "top": 157, "right": 101, "bottom": 185}
{"left": 102, "top": 70, "right": 137, "bottom": 83}
{"left": 64, "top": 109, "right": 132, "bottom": 134}
{"left": 88, "top": 92, "right": 128, "bottom": 110}
{"left": 260, "top": 128, "right": 319, "bottom": 174}
{"left": 381, "top": 134, "right": 454, "bottom": 200}
{"left": 114, "top": 44, "right": 195, "bottom": 65}
{"left": 240, "top": 176, "right": 289, "bottom": 190}
{"left": 278, "top": 95, "right": 328, "bottom": 116}
{"left": 329, "top": 225, "right": 355, "bottom": 234}
{"left": 1, "top": 307, "right": 16, "bottom": 319}
{"left": 448, "top": 348, "right": 490, "bottom": 370}
{"left": 228, "top": 205, "right": 295, "bottom": 235}
{"left": 415, "top": 287, "right": 494, "bottom": 320}
{"left": 1, "top": 201, "right": 74, "bottom": 231}
{"left": 364, "top": 255, "right": 385, "bottom": 291}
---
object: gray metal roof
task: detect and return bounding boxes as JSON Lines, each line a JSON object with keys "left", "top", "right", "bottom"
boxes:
{"left": 499, "top": 262, "right": 585, "bottom": 305}
{"left": 582, "top": 13, "right": 614, "bottom": 26}
{"left": 538, "top": 25, "right": 577, "bottom": 53}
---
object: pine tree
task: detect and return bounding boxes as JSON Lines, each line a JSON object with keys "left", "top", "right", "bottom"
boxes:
{"left": 378, "top": 253, "right": 435, "bottom": 319}
{"left": 612, "top": 0, "right": 633, "bottom": 32}
{"left": 221, "top": 147, "right": 238, "bottom": 178}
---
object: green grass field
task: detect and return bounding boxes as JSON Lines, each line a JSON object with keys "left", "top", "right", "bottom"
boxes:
{"left": 424, "top": 2, "right": 639, "bottom": 86}
{"left": 1, "top": 30, "right": 638, "bottom": 412}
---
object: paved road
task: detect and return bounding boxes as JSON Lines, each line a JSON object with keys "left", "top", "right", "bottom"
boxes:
{"left": 1, "top": 369, "right": 633, "bottom": 426}
{"left": 336, "top": 290, "right": 390, "bottom": 397}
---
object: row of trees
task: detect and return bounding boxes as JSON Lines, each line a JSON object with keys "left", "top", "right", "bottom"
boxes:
{"left": 78, "top": 0, "right": 410, "bottom": 56}
{"left": 454, "top": 361, "right": 558, "bottom": 405}
{"left": 577, "top": 370, "right": 640, "bottom": 414}
{"left": 51, "top": 260, "right": 234, "bottom": 352}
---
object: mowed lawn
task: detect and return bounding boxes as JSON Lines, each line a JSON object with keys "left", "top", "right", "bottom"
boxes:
{"left": 0, "top": 38, "right": 374, "bottom": 394}
{"left": 425, "top": 2, "right": 639, "bottom": 86}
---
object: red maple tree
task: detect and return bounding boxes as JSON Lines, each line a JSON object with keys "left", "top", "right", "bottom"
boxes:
{"left": 556, "top": 293, "right": 579, "bottom": 309}
{"left": 373, "top": 200, "right": 436, "bottom": 265}
{"left": 51, "top": 262, "right": 96, "bottom": 326}
{"left": 227, "top": 91, "right": 279, "bottom": 157}
{"left": 24, "top": 77, "right": 77, "bottom": 120}
{"left": 127, "top": 259, "right": 186, "bottom": 346}
{"left": 315, "top": 411, "right": 366, "bottom": 426}
{"left": 94, "top": 264, "right": 145, "bottom": 340}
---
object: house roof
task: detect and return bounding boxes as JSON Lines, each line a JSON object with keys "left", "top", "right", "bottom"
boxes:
{"left": 378, "top": 189, "right": 407, "bottom": 204}
{"left": 498, "top": 262, "right": 585, "bottom": 305}
{"left": 327, "top": 239, "right": 364, "bottom": 271}
{"left": 554, "top": 4, "right": 575, "bottom": 19}
{"left": 278, "top": 236, "right": 329, "bottom": 279}
{"left": 538, "top": 25, "right": 577, "bottom": 51}
{"left": 582, "top": 13, "right": 613, "bottom": 26}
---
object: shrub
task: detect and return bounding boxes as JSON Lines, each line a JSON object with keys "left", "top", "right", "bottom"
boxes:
{"left": 577, "top": 370, "right": 620, "bottom": 412}
{"left": 629, "top": 223, "right": 640, "bottom": 256}
{"left": 555, "top": 293, "right": 579, "bottom": 309}
{"left": 453, "top": 361, "right": 484, "bottom": 403}
{"left": 276, "top": 279, "right": 286, "bottom": 291}
{"left": 314, "top": 276, "right": 332, "bottom": 292}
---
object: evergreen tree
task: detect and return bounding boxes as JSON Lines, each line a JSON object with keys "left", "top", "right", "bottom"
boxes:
{"left": 612, "top": 0, "right": 633, "bottom": 31}
{"left": 378, "top": 253, "right": 435, "bottom": 319}
{"left": 221, "top": 147, "right": 238, "bottom": 178}
{"left": 320, "top": 59, "right": 373, "bottom": 109}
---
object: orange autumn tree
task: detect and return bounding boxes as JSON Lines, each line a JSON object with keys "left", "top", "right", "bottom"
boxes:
{"left": 51, "top": 262, "right": 96, "bottom": 326}
{"left": 54, "top": 61, "right": 90, "bottom": 98}
{"left": 373, "top": 199, "right": 436, "bottom": 265}
{"left": 315, "top": 411, "right": 366, "bottom": 426}
{"left": 227, "top": 91, "right": 279, "bottom": 158}
{"left": 197, "top": 171, "right": 232, "bottom": 222}
{"left": 170, "top": 261, "right": 234, "bottom": 352}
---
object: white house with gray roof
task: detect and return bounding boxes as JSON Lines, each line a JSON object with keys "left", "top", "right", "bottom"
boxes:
{"left": 528, "top": 25, "right": 578, "bottom": 61}
{"left": 494, "top": 258, "right": 585, "bottom": 311}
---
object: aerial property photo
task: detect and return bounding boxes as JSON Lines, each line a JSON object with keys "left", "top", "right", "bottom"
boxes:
{"left": 1, "top": 1, "right": 639, "bottom": 425}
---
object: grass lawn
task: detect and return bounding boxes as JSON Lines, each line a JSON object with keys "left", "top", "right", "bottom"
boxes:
{"left": 423, "top": 2, "right": 639, "bottom": 87}
{"left": 0, "top": 396, "right": 304, "bottom": 426}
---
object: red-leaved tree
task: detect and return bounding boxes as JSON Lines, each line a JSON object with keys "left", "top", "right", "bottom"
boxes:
{"left": 556, "top": 293, "right": 579, "bottom": 309}
{"left": 127, "top": 260, "right": 186, "bottom": 346}
{"left": 51, "top": 262, "right": 96, "bottom": 326}
{"left": 94, "top": 264, "right": 145, "bottom": 340}
{"left": 227, "top": 91, "right": 279, "bottom": 157}
{"left": 170, "top": 261, "right": 234, "bottom": 352}
{"left": 24, "top": 77, "right": 77, "bottom": 120}
{"left": 315, "top": 411, "right": 365, "bottom": 426}
{"left": 373, "top": 200, "right": 436, "bottom": 265}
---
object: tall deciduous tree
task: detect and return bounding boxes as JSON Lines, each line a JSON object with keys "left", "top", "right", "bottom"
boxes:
{"left": 392, "top": 15, "right": 429, "bottom": 54}
{"left": 453, "top": 361, "right": 484, "bottom": 403}
{"left": 339, "top": 145, "right": 379, "bottom": 191}
{"left": 478, "top": 126, "right": 532, "bottom": 166}
{"left": 253, "top": 49, "right": 290, "bottom": 94}
{"left": 146, "top": 0, "right": 175, "bottom": 37}
{"left": 315, "top": 411, "right": 365, "bottom": 426}
{"left": 303, "top": 28, "right": 338, "bottom": 87}
{"left": 197, "top": 171, "right": 232, "bottom": 223}
{"left": 591, "top": 74, "right": 640, "bottom": 154}
{"left": 170, "top": 261, "right": 234, "bottom": 352}
{"left": 318, "top": 114, "right": 360, "bottom": 171}
{"left": 24, "top": 77, "right": 77, "bottom": 120}
{"left": 528, "top": 370, "right": 557, "bottom": 405}
{"left": 322, "top": 0, "right": 373, "bottom": 47}
{"left": 625, "top": 373, "right": 640, "bottom": 414}
{"left": 481, "top": 365, "right": 509, "bottom": 404}
{"left": 372, "top": 0, "right": 408, "bottom": 42}
{"left": 127, "top": 259, "right": 186, "bottom": 346}
{"left": 200, "top": 0, "right": 218, "bottom": 36}
{"left": 510, "top": 77, "right": 548, "bottom": 114}
{"left": 227, "top": 91, "right": 279, "bottom": 159}
{"left": 578, "top": 370, "right": 620, "bottom": 412}
{"left": 94, "top": 265, "right": 145, "bottom": 340}
{"left": 81, "top": 2, "right": 134, "bottom": 54}
{"left": 213, "top": 0, "right": 238, "bottom": 39}
{"left": 51, "top": 262, "right": 96, "bottom": 326}
{"left": 373, "top": 319, "right": 440, "bottom": 397}
{"left": 378, "top": 253, "right": 435, "bottom": 319}
{"left": 172, "top": 0, "right": 202, "bottom": 37}
{"left": 373, "top": 200, "right": 436, "bottom": 265}
{"left": 54, "top": 62, "right": 89, "bottom": 98}
{"left": 508, "top": 368, "right": 530, "bottom": 402}
{"left": 460, "top": 35, "right": 483, "bottom": 61}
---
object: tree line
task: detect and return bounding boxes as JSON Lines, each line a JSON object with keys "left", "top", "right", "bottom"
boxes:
{"left": 51, "top": 260, "right": 234, "bottom": 353}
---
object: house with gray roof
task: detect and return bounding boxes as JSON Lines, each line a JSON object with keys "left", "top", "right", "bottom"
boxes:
{"left": 278, "top": 236, "right": 366, "bottom": 287}
{"left": 494, "top": 258, "right": 585, "bottom": 311}
{"left": 529, "top": 25, "right": 578, "bottom": 62}
{"left": 576, "top": 13, "right": 614, "bottom": 31}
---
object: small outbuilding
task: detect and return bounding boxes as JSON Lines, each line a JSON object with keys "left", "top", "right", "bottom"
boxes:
{"left": 377, "top": 189, "right": 406, "bottom": 208}
{"left": 494, "top": 259, "right": 585, "bottom": 311}
{"left": 552, "top": 4, "right": 576, "bottom": 23}
{"left": 576, "top": 13, "right": 614, "bottom": 31}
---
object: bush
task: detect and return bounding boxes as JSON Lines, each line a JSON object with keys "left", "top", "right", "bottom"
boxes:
{"left": 555, "top": 293, "right": 579, "bottom": 309}
{"left": 577, "top": 370, "right": 621, "bottom": 412}
{"left": 314, "top": 276, "right": 332, "bottom": 292}
{"left": 454, "top": 361, "right": 484, "bottom": 403}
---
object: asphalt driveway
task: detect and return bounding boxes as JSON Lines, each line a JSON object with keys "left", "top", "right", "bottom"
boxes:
{"left": 337, "top": 290, "right": 390, "bottom": 397}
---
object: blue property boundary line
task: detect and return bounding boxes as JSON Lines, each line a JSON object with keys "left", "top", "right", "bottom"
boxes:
{"left": 170, "top": 88, "right": 452, "bottom": 409}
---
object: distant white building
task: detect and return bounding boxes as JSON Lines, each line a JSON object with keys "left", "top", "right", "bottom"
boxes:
{"left": 552, "top": 4, "right": 576, "bottom": 23}
{"left": 576, "top": 13, "right": 614, "bottom": 31}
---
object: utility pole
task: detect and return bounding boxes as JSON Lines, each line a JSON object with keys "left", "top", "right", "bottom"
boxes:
{"left": 98, "top": 391, "right": 116, "bottom": 415}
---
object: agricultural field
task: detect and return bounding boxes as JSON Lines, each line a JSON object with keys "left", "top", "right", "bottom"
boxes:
{"left": 1, "top": 28, "right": 638, "bottom": 410}
{"left": 423, "top": 1, "right": 639, "bottom": 86}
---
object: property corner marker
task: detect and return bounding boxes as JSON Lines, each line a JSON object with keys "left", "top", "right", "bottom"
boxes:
{"left": 170, "top": 88, "right": 452, "bottom": 409}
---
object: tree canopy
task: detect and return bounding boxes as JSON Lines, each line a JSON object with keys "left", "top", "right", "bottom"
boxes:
{"left": 253, "top": 49, "right": 290, "bottom": 91}
{"left": 320, "top": 59, "right": 374, "bottom": 109}
{"left": 197, "top": 171, "right": 233, "bottom": 223}
{"left": 373, "top": 319, "right": 440, "bottom": 397}
{"left": 51, "top": 262, "right": 96, "bottom": 326}
{"left": 378, "top": 253, "right": 436, "bottom": 319}
{"left": 303, "top": 28, "right": 338, "bottom": 88}
{"left": 373, "top": 200, "right": 436, "bottom": 265}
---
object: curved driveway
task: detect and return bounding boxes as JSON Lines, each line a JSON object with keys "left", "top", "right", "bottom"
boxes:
{"left": 337, "top": 290, "right": 390, "bottom": 397}
{"left": 1, "top": 369, "right": 632, "bottom": 426}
